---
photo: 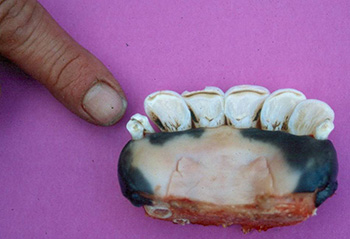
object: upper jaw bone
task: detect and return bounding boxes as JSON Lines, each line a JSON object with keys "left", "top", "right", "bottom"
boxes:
{"left": 260, "top": 89, "right": 306, "bottom": 131}
{"left": 287, "top": 99, "right": 335, "bottom": 140}
{"left": 182, "top": 87, "right": 225, "bottom": 128}
{"left": 144, "top": 91, "right": 192, "bottom": 132}
{"left": 224, "top": 85, "right": 270, "bottom": 128}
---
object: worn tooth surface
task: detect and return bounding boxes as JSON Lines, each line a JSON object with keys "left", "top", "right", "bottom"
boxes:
{"left": 182, "top": 87, "right": 225, "bottom": 128}
{"left": 224, "top": 85, "right": 270, "bottom": 128}
{"left": 260, "top": 89, "right": 306, "bottom": 131}
{"left": 144, "top": 91, "right": 192, "bottom": 132}
{"left": 288, "top": 99, "right": 335, "bottom": 139}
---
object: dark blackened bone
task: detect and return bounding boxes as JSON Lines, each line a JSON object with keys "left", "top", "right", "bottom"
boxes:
{"left": 118, "top": 141, "right": 153, "bottom": 207}
{"left": 147, "top": 127, "right": 204, "bottom": 146}
{"left": 241, "top": 128, "right": 338, "bottom": 206}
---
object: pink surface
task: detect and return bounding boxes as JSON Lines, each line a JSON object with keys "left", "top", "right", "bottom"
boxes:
{"left": 1, "top": 0, "right": 349, "bottom": 238}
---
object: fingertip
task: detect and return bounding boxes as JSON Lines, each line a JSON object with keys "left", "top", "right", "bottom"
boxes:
{"left": 82, "top": 81, "right": 127, "bottom": 126}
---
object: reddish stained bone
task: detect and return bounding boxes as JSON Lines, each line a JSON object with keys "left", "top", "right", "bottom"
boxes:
{"left": 144, "top": 193, "right": 316, "bottom": 232}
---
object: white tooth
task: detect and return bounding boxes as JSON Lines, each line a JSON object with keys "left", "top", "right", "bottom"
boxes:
{"left": 315, "top": 119, "right": 334, "bottom": 140}
{"left": 126, "top": 119, "right": 145, "bottom": 140}
{"left": 260, "top": 89, "right": 306, "bottom": 131}
{"left": 224, "top": 85, "right": 270, "bottom": 128}
{"left": 203, "top": 86, "right": 225, "bottom": 95}
{"left": 288, "top": 99, "right": 335, "bottom": 139}
{"left": 144, "top": 91, "right": 192, "bottom": 132}
{"left": 130, "top": 113, "right": 155, "bottom": 134}
{"left": 182, "top": 87, "right": 225, "bottom": 128}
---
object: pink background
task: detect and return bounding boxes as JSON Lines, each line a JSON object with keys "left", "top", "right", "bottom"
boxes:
{"left": 1, "top": 0, "right": 349, "bottom": 238}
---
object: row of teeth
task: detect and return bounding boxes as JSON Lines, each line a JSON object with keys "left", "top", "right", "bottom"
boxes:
{"left": 127, "top": 85, "right": 335, "bottom": 140}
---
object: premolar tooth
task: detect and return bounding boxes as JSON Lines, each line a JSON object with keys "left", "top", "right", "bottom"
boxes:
{"left": 126, "top": 119, "right": 144, "bottom": 140}
{"left": 224, "top": 85, "right": 270, "bottom": 128}
{"left": 126, "top": 114, "right": 155, "bottom": 140}
{"left": 260, "top": 89, "right": 306, "bottom": 131}
{"left": 288, "top": 99, "right": 335, "bottom": 139}
{"left": 144, "top": 91, "right": 192, "bottom": 132}
{"left": 182, "top": 87, "right": 225, "bottom": 128}
{"left": 131, "top": 113, "right": 155, "bottom": 133}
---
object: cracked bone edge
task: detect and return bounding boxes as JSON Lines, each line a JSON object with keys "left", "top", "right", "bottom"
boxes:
{"left": 260, "top": 89, "right": 306, "bottom": 131}
{"left": 224, "top": 85, "right": 270, "bottom": 128}
{"left": 144, "top": 91, "right": 192, "bottom": 132}
{"left": 288, "top": 99, "right": 335, "bottom": 139}
{"left": 182, "top": 86, "right": 225, "bottom": 128}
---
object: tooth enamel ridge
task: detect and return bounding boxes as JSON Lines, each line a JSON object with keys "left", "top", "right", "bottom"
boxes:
{"left": 287, "top": 99, "right": 335, "bottom": 140}
{"left": 182, "top": 87, "right": 225, "bottom": 128}
{"left": 224, "top": 85, "right": 270, "bottom": 129}
{"left": 144, "top": 91, "right": 192, "bottom": 132}
{"left": 260, "top": 89, "right": 306, "bottom": 131}
{"left": 131, "top": 85, "right": 334, "bottom": 139}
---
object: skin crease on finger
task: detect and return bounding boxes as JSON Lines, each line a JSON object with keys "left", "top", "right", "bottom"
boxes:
{"left": 0, "top": 0, "right": 127, "bottom": 126}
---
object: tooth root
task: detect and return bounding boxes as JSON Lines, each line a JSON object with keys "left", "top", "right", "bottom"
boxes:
{"left": 131, "top": 113, "right": 155, "bottom": 134}
{"left": 182, "top": 87, "right": 225, "bottom": 128}
{"left": 126, "top": 119, "right": 145, "bottom": 140}
{"left": 288, "top": 99, "right": 335, "bottom": 139}
{"left": 144, "top": 91, "right": 192, "bottom": 132}
{"left": 260, "top": 89, "right": 306, "bottom": 131}
{"left": 224, "top": 85, "right": 270, "bottom": 128}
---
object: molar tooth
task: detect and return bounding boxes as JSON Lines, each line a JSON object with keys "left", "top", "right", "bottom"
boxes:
{"left": 182, "top": 87, "right": 225, "bottom": 128}
{"left": 260, "top": 89, "right": 306, "bottom": 131}
{"left": 224, "top": 85, "right": 270, "bottom": 128}
{"left": 288, "top": 99, "right": 335, "bottom": 139}
{"left": 144, "top": 91, "right": 192, "bottom": 132}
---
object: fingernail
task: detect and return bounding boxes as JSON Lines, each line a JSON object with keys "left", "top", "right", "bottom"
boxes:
{"left": 83, "top": 82, "right": 126, "bottom": 126}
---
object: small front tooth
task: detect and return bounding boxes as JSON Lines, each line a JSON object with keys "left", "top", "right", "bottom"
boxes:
{"left": 260, "top": 89, "right": 306, "bottom": 131}
{"left": 224, "top": 85, "right": 270, "bottom": 128}
{"left": 288, "top": 99, "right": 335, "bottom": 139}
{"left": 126, "top": 119, "right": 145, "bottom": 140}
{"left": 182, "top": 87, "right": 225, "bottom": 128}
{"left": 144, "top": 91, "right": 192, "bottom": 132}
{"left": 130, "top": 113, "right": 155, "bottom": 133}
